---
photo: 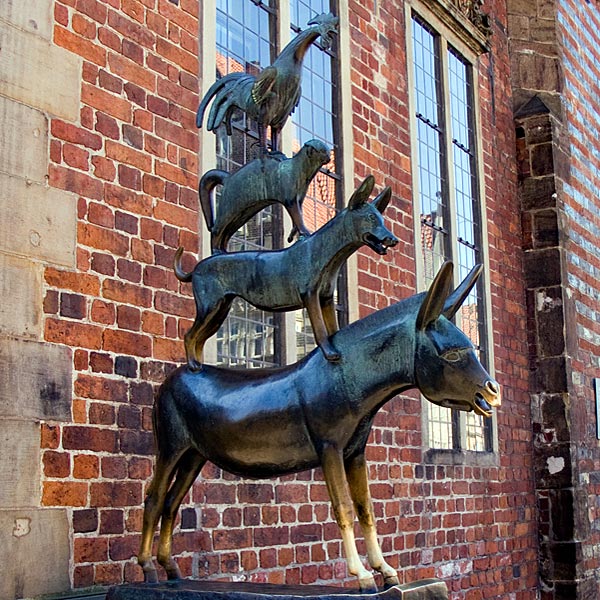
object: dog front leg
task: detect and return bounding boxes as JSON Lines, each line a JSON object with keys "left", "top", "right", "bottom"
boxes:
{"left": 304, "top": 292, "right": 340, "bottom": 361}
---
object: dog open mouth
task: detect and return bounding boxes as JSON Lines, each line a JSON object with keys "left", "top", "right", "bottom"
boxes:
{"left": 363, "top": 233, "right": 397, "bottom": 255}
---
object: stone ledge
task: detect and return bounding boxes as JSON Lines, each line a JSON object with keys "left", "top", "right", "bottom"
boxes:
{"left": 107, "top": 580, "right": 449, "bottom": 600}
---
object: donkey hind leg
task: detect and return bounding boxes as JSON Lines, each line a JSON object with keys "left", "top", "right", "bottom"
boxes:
{"left": 157, "top": 450, "right": 206, "bottom": 579}
{"left": 185, "top": 295, "right": 233, "bottom": 371}
{"left": 138, "top": 453, "right": 183, "bottom": 582}
{"left": 321, "top": 445, "right": 377, "bottom": 592}
{"left": 345, "top": 453, "right": 399, "bottom": 587}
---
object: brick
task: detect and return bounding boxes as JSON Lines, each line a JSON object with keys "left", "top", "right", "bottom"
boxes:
{"left": 43, "top": 481, "right": 88, "bottom": 507}
{"left": 79, "top": 222, "right": 130, "bottom": 255}
{"left": 107, "top": 10, "right": 155, "bottom": 47}
{"left": 45, "top": 318, "right": 103, "bottom": 350}
{"left": 55, "top": 25, "right": 107, "bottom": 66}
{"left": 92, "top": 156, "right": 117, "bottom": 180}
{"left": 102, "top": 278, "right": 152, "bottom": 306}
{"left": 89, "top": 402, "right": 116, "bottom": 425}
{"left": 63, "top": 426, "right": 118, "bottom": 452}
{"left": 74, "top": 536, "right": 108, "bottom": 563}
{"left": 108, "top": 52, "right": 156, "bottom": 90}
{"left": 74, "top": 454, "right": 101, "bottom": 479}
{"left": 90, "top": 481, "right": 143, "bottom": 507}
{"left": 82, "top": 83, "right": 132, "bottom": 122}
{"left": 96, "top": 112, "right": 121, "bottom": 139}
{"left": 107, "top": 140, "right": 152, "bottom": 171}
{"left": 103, "top": 329, "right": 152, "bottom": 357}
{"left": 74, "top": 508, "right": 99, "bottom": 533}
{"left": 75, "top": 374, "right": 127, "bottom": 402}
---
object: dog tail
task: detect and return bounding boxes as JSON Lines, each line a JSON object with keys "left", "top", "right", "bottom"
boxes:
{"left": 199, "top": 169, "right": 228, "bottom": 231}
{"left": 173, "top": 247, "right": 193, "bottom": 282}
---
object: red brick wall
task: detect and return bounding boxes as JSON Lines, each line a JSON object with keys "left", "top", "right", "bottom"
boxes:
{"left": 556, "top": 0, "right": 600, "bottom": 591}
{"left": 38, "top": 1, "right": 538, "bottom": 598}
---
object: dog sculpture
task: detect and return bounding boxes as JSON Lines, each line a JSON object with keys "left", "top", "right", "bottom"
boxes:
{"left": 199, "top": 139, "right": 331, "bottom": 253}
{"left": 138, "top": 262, "right": 501, "bottom": 591}
{"left": 175, "top": 176, "right": 397, "bottom": 370}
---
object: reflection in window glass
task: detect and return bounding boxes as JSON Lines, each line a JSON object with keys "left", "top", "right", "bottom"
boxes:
{"left": 290, "top": 0, "right": 344, "bottom": 359}
{"left": 411, "top": 16, "right": 490, "bottom": 452}
{"left": 214, "top": 0, "right": 280, "bottom": 368}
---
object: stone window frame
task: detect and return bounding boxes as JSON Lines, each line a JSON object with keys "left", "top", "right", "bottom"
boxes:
{"left": 405, "top": 0, "right": 498, "bottom": 458}
{"left": 198, "top": 0, "right": 358, "bottom": 366}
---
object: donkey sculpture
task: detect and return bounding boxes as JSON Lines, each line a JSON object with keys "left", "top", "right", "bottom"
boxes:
{"left": 174, "top": 176, "right": 397, "bottom": 371}
{"left": 138, "top": 262, "right": 500, "bottom": 591}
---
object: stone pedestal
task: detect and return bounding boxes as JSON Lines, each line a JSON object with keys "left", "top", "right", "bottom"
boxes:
{"left": 106, "top": 580, "right": 448, "bottom": 600}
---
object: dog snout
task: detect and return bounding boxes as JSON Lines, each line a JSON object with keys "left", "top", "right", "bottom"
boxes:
{"left": 384, "top": 236, "right": 398, "bottom": 247}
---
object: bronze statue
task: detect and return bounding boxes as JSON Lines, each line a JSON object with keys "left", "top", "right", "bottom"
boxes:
{"left": 200, "top": 139, "right": 331, "bottom": 253}
{"left": 174, "top": 176, "right": 397, "bottom": 371}
{"left": 137, "top": 262, "right": 501, "bottom": 591}
{"left": 196, "top": 13, "right": 339, "bottom": 152}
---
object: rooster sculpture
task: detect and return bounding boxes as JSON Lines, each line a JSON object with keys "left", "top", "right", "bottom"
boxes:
{"left": 196, "top": 13, "right": 339, "bottom": 153}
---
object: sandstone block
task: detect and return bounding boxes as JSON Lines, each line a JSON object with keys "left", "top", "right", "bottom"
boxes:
{"left": 0, "top": 96, "right": 48, "bottom": 183}
{"left": 0, "top": 0, "right": 53, "bottom": 40}
{"left": 0, "top": 174, "right": 77, "bottom": 267}
{"left": 0, "top": 23, "right": 81, "bottom": 120}
{"left": 0, "top": 508, "right": 70, "bottom": 598}
{"left": 0, "top": 336, "right": 72, "bottom": 421}
{"left": 0, "top": 253, "right": 43, "bottom": 338}
{"left": 0, "top": 421, "right": 41, "bottom": 507}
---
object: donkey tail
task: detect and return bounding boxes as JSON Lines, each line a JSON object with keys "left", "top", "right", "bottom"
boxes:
{"left": 173, "top": 247, "right": 193, "bottom": 282}
{"left": 199, "top": 169, "right": 229, "bottom": 232}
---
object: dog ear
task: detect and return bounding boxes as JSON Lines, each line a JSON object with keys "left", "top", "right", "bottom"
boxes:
{"left": 372, "top": 186, "right": 391, "bottom": 214}
{"left": 348, "top": 175, "right": 375, "bottom": 210}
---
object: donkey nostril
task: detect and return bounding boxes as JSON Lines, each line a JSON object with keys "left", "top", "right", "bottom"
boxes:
{"left": 486, "top": 380, "right": 499, "bottom": 395}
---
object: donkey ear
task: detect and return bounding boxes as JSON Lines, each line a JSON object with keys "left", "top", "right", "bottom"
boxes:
{"left": 372, "top": 186, "right": 392, "bottom": 214}
{"left": 348, "top": 175, "right": 375, "bottom": 210}
{"left": 442, "top": 264, "right": 483, "bottom": 319}
{"left": 416, "top": 262, "right": 454, "bottom": 330}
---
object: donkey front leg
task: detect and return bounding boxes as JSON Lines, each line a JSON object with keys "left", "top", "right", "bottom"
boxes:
{"left": 321, "top": 445, "right": 377, "bottom": 592}
{"left": 345, "top": 453, "right": 399, "bottom": 587}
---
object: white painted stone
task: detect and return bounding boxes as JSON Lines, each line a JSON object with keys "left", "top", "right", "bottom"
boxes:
{"left": 0, "top": 0, "right": 53, "bottom": 40}
{"left": 0, "top": 174, "right": 77, "bottom": 267}
{"left": 0, "top": 421, "right": 40, "bottom": 507}
{"left": 0, "top": 96, "right": 48, "bottom": 183}
{"left": 547, "top": 456, "right": 565, "bottom": 475}
{"left": 0, "top": 254, "right": 43, "bottom": 338}
{"left": 0, "top": 22, "right": 81, "bottom": 120}
{"left": 0, "top": 508, "right": 70, "bottom": 598}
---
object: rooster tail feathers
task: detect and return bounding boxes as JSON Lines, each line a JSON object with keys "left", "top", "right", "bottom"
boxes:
{"left": 197, "top": 73, "right": 247, "bottom": 129}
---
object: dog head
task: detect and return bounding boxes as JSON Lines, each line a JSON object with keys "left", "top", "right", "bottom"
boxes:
{"left": 347, "top": 176, "right": 398, "bottom": 255}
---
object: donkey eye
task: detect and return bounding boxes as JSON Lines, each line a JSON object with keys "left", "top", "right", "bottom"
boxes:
{"left": 443, "top": 351, "right": 461, "bottom": 362}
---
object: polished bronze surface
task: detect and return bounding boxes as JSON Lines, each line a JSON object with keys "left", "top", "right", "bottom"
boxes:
{"left": 138, "top": 262, "right": 500, "bottom": 591}
{"left": 196, "top": 13, "right": 338, "bottom": 152}
{"left": 199, "top": 139, "right": 331, "bottom": 253}
{"left": 175, "top": 176, "right": 397, "bottom": 371}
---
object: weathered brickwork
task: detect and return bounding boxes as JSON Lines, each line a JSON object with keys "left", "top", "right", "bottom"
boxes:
{"left": 556, "top": 1, "right": 600, "bottom": 596}
{"left": 509, "top": 0, "right": 600, "bottom": 597}
{"left": 0, "top": 0, "right": 543, "bottom": 599}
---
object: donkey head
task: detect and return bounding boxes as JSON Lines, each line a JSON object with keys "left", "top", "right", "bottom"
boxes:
{"left": 347, "top": 176, "right": 398, "bottom": 255}
{"left": 414, "top": 262, "right": 500, "bottom": 417}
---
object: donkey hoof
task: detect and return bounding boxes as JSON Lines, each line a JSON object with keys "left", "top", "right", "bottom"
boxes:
{"left": 141, "top": 565, "right": 159, "bottom": 584}
{"left": 383, "top": 574, "right": 400, "bottom": 588}
{"left": 358, "top": 576, "right": 378, "bottom": 594}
